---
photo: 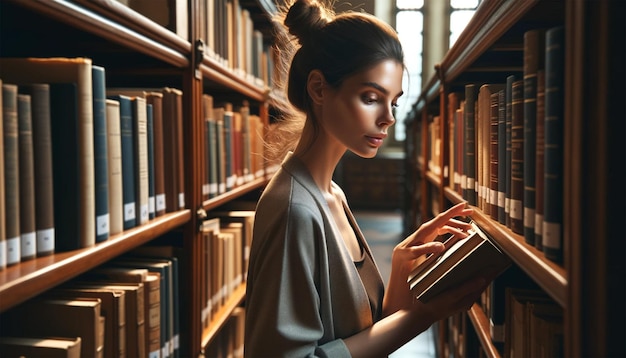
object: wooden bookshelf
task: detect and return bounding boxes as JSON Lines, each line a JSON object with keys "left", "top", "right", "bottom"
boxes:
{"left": 0, "top": 0, "right": 278, "bottom": 356}
{"left": 405, "top": 0, "right": 624, "bottom": 357}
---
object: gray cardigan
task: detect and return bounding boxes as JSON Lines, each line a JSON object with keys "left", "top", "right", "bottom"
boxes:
{"left": 244, "top": 153, "right": 385, "bottom": 357}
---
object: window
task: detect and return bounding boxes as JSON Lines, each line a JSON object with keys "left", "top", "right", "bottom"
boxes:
{"left": 394, "top": 0, "right": 424, "bottom": 141}
{"left": 450, "top": 0, "right": 481, "bottom": 47}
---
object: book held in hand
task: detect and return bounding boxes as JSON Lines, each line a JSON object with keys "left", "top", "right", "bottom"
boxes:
{"left": 408, "top": 221, "right": 511, "bottom": 303}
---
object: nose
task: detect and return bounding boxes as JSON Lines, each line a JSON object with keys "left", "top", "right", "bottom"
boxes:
{"left": 377, "top": 106, "right": 396, "bottom": 127}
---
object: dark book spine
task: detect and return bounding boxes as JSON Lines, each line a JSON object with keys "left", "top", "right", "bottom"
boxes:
{"left": 464, "top": 84, "right": 477, "bottom": 205}
{"left": 162, "top": 89, "right": 177, "bottom": 213}
{"left": 543, "top": 26, "right": 565, "bottom": 262}
{"left": 523, "top": 29, "right": 545, "bottom": 244}
{"left": 203, "top": 105, "right": 211, "bottom": 201}
{"left": 510, "top": 79, "right": 524, "bottom": 235}
{"left": 110, "top": 95, "right": 136, "bottom": 230}
{"left": 146, "top": 94, "right": 165, "bottom": 217}
{"left": 0, "top": 80, "right": 5, "bottom": 269}
{"left": 497, "top": 89, "right": 507, "bottom": 225}
{"left": 50, "top": 83, "right": 81, "bottom": 251}
{"left": 489, "top": 91, "right": 500, "bottom": 221}
{"left": 18, "top": 94, "right": 36, "bottom": 260}
{"left": 455, "top": 108, "right": 464, "bottom": 196}
{"left": 3, "top": 84, "right": 21, "bottom": 265}
{"left": 174, "top": 92, "right": 185, "bottom": 210}
{"left": 147, "top": 103, "right": 155, "bottom": 220}
{"left": 92, "top": 66, "right": 110, "bottom": 242}
{"left": 505, "top": 75, "right": 515, "bottom": 227}
{"left": 208, "top": 117, "right": 219, "bottom": 198}
{"left": 223, "top": 108, "right": 234, "bottom": 192}
{"left": 20, "top": 84, "right": 55, "bottom": 256}
{"left": 534, "top": 70, "right": 546, "bottom": 249}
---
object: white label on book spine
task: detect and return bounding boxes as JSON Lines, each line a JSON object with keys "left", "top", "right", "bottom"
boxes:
{"left": 535, "top": 214, "right": 544, "bottom": 235}
{"left": 6, "top": 236, "right": 20, "bottom": 265}
{"left": 505, "top": 198, "right": 510, "bottom": 214}
{"left": 97, "top": 214, "right": 110, "bottom": 237}
{"left": 20, "top": 231, "right": 36, "bottom": 259}
{"left": 543, "top": 221, "right": 561, "bottom": 248}
{"left": 149, "top": 351, "right": 159, "bottom": 358}
{"left": 467, "top": 177, "right": 475, "bottom": 190}
{"left": 156, "top": 194, "right": 166, "bottom": 212}
{"left": 149, "top": 196, "right": 155, "bottom": 215}
{"left": 0, "top": 240, "right": 6, "bottom": 268}
{"left": 510, "top": 199, "right": 522, "bottom": 220}
{"left": 178, "top": 192, "right": 185, "bottom": 208}
{"left": 209, "top": 183, "right": 218, "bottom": 196}
{"left": 490, "top": 189, "right": 497, "bottom": 205}
{"left": 124, "top": 202, "right": 136, "bottom": 221}
{"left": 498, "top": 191, "right": 505, "bottom": 207}
{"left": 37, "top": 228, "right": 55, "bottom": 254}
{"left": 524, "top": 208, "right": 535, "bottom": 227}
{"left": 140, "top": 204, "right": 149, "bottom": 223}
{"left": 461, "top": 175, "right": 467, "bottom": 189}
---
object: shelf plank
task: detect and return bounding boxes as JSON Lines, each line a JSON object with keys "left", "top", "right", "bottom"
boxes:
{"left": 201, "top": 283, "right": 246, "bottom": 350}
{"left": 202, "top": 177, "right": 268, "bottom": 210}
{"left": 467, "top": 304, "right": 502, "bottom": 358}
{"left": 0, "top": 210, "right": 191, "bottom": 312}
{"left": 444, "top": 186, "right": 567, "bottom": 307}
{"left": 9, "top": 0, "right": 189, "bottom": 68}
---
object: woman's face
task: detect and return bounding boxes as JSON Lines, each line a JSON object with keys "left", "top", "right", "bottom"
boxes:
{"left": 320, "top": 59, "right": 404, "bottom": 158}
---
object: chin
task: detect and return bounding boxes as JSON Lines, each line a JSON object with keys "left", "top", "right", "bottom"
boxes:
{"left": 350, "top": 147, "right": 379, "bottom": 159}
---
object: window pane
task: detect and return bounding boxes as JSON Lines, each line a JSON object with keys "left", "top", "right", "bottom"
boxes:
{"left": 396, "top": 0, "right": 423, "bottom": 10}
{"left": 450, "top": 10, "right": 475, "bottom": 46}
{"left": 395, "top": 10, "right": 423, "bottom": 141}
{"left": 450, "top": 0, "right": 479, "bottom": 9}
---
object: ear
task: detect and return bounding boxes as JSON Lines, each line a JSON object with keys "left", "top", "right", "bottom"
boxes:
{"left": 307, "top": 70, "right": 326, "bottom": 105}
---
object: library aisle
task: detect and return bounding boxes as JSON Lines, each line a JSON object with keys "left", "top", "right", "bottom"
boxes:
{"left": 354, "top": 211, "right": 436, "bottom": 358}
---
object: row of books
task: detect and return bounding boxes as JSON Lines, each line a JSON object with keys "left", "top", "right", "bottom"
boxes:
{"left": 0, "top": 57, "right": 187, "bottom": 268}
{"left": 428, "top": 25, "right": 565, "bottom": 263}
{"left": 201, "top": 96, "right": 266, "bottom": 200}
{"left": 0, "top": 248, "right": 180, "bottom": 358}
{"left": 92, "top": 0, "right": 275, "bottom": 87}
{"left": 205, "top": 307, "right": 245, "bottom": 358}
{"left": 200, "top": 210, "right": 255, "bottom": 329}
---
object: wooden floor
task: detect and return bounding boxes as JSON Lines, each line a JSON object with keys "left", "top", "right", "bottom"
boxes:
{"left": 354, "top": 210, "right": 437, "bottom": 358}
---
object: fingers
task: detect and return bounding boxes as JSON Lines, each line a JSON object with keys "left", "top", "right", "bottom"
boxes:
{"left": 429, "top": 202, "right": 473, "bottom": 229}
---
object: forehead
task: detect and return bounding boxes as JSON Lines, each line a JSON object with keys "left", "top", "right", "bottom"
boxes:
{"left": 343, "top": 59, "right": 404, "bottom": 96}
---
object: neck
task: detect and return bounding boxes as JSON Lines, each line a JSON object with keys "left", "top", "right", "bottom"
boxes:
{"left": 293, "top": 119, "right": 346, "bottom": 194}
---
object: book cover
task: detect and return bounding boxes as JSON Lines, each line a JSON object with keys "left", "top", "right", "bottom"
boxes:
{"left": 105, "top": 99, "right": 124, "bottom": 236}
{"left": 147, "top": 102, "right": 155, "bottom": 220}
{"left": 131, "top": 96, "right": 149, "bottom": 226}
{"left": 17, "top": 93, "right": 37, "bottom": 261}
{"left": 19, "top": 84, "right": 55, "bottom": 256}
{"left": 496, "top": 89, "right": 507, "bottom": 225}
{"left": 0, "top": 297, "right": 102, "bottom": 357}
{"left": 408, "top": 221, "right": 511, "bottom": 303}
{"left": 504, "top": 75, "right": 515, "bottom": 228}
{"left": 162, "top": 87, "right": 185, "bottom": 212}
{"left": 92, "top": 65, "right": 110, "bottom": 243}
{"left": 534, "top": 69, "right": 546, "bottom": 250}
{"left": 0, "top": 336, "right": 82, "bottom": 358}
{"left": 0, "top": 57, "right": 96, "bottom": 249}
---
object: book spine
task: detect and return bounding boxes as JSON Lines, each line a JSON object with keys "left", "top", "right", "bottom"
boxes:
{"left": 147, "top": 103, "right": 155, "bottom": 220}
{"left": 523, "top": 29, "right": 545, "bottom": 244}
{"left": 510, "top": 80, "right": 524, "bottom": 235}
{"left": 497, "top": 89, "right": 507, "bottom": 225}
{"left": 93, "top": 66, "right": 110, "bottom": 243}
{"left": 3, "top": 84, "right": 21, "bottom": 265}
{"left": 50, "top": 83, "right": 82, "bottom": 251}
{"left": 0, "top": 80, "right": 5, "bottom": 270}
{"left": 208, "top": 116, "right": 219, "bottom": 198}
{"left": 534, "top": 69, "right": 546, "bottom": 250}
{"left": 505, "top": 75, "right": 515, "bottom": 227}
{"left": 463, "top": 84, "right": 477, "bottom": 206}
{"left": 132, "top": 97, "right": 149, "bottom": 225}
{"left": 174, "top": 91, "right": 185, "bottom": 211}
{"left": 543, "top": 26, "right": 565, "bottom": 262}
{"left": 146, "top": 93, "right": 166, "bottom": 217}
{"left": 223, "top": 105, "right": 235, "bottom": 191}
{"left": 105, "top": 99, "right": 124, "bottom": 236}
{"left": 20, "top": 84, "right": 55, "bottom": 256}
{"left": 18, "top": 94, "right": 36, "bottom": 260}
{"left": 112, "top": 95, "right": 136, "bottom": 230}
{"left": 489, "top": 91, "right": 499, "bottom": 221}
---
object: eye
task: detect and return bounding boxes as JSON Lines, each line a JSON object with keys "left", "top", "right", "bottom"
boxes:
{"left": 361, "top": 93, "right": 379, "bottom": 105}
{"left": 391, "top": 102, "right": 399, "bottom": 109}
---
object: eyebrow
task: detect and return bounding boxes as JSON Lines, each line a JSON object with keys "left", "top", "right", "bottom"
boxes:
{"left": 362, "top": 81, "right": 404, "bottom": 98}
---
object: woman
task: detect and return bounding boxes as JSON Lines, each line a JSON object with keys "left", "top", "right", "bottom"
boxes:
{"left": 245, "top": 0, "right": 489, "bottom": 356}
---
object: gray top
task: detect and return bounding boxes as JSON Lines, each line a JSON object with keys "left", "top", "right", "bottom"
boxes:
{"left": 245, "top": 153, "right": 385, "bottom": 357}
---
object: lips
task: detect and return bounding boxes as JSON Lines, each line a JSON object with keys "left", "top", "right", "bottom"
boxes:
{"left": 366, "top": 134, "right": 386, "bottom": 147}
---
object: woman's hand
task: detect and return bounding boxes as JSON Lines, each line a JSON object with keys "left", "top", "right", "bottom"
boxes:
{"left": 383, "top": 202, "right": 473, "bottom": 315}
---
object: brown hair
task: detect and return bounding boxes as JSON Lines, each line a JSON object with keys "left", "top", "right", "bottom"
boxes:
{"left": 265, "top": 0, "right": 404, "bottom": 161}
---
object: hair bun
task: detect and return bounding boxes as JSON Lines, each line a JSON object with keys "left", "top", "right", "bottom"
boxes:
{"left": 284, "top": 0, "right": 332, "bottom": 46}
